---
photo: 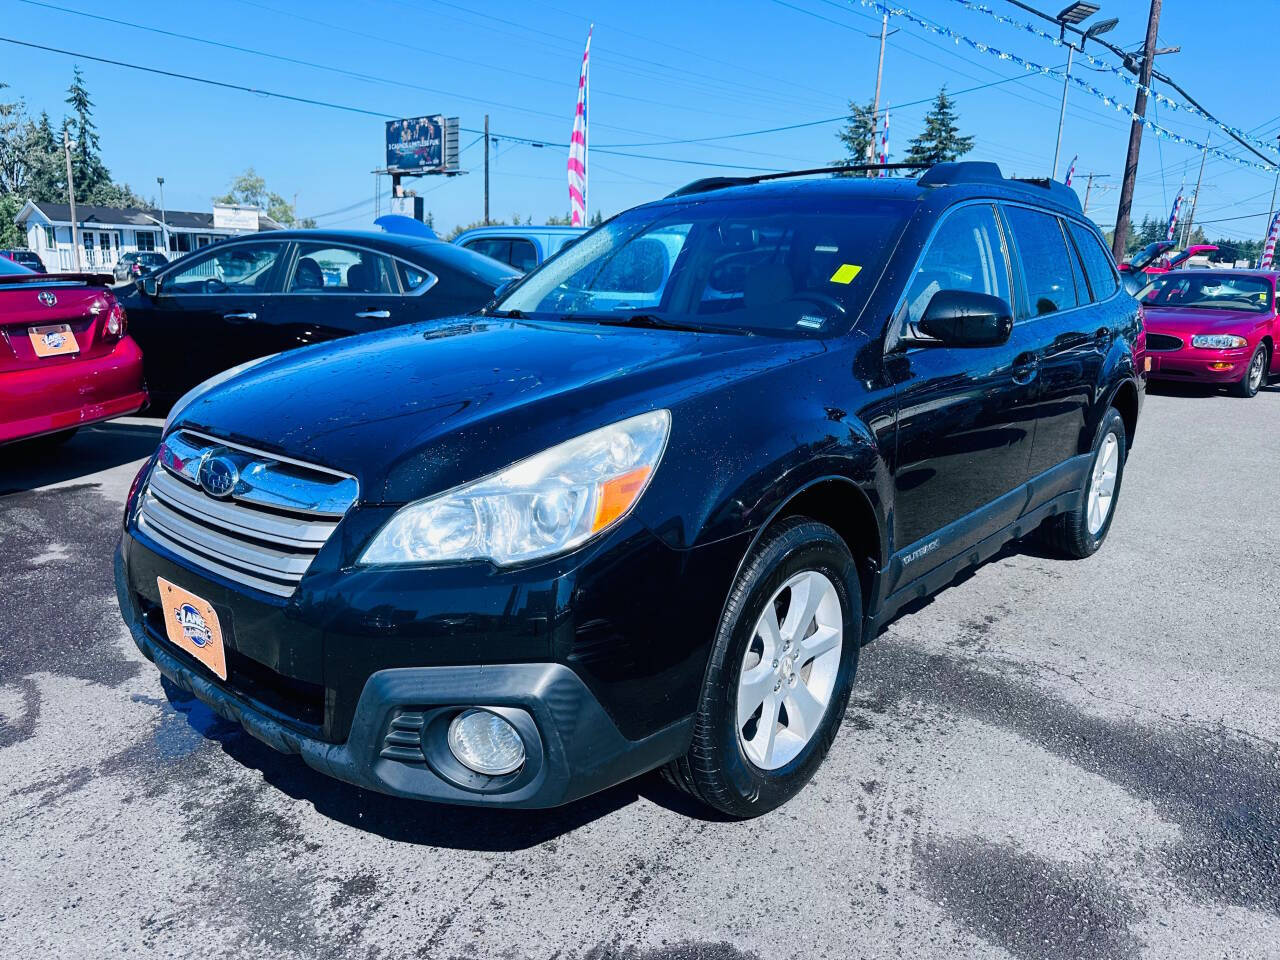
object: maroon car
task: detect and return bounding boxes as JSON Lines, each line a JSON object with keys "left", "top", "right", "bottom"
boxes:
{"left": 1139, "top": 269, "right": 1278, "bottom": 397}
{"left": 0, "top": 257, "right": 148, "bottom": 444}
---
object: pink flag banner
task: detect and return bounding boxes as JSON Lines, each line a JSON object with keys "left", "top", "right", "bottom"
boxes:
{"left": 567, "top": 26, "right": 592, "bottom": 227}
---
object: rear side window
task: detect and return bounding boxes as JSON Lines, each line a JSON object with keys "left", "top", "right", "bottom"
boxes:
{"left": 397, "top": 260, "right": 436, "bottom": 293}
{"left": 290, "top": 243, "right": 397, "bottom": 294}
{"left": 464, "top": 238, "right": 510, "bottom": 262}
{"left": 509, "top": 239, "right": 538, "bottom": 272}
{"left": 1004, "top": 206, "right": 1080, "bottom": 316}
{"left": 904, "top": 203, "right": 1012, "bottom": 325}
{"left": 1068, "top": 222, "right": 1119, "bottom": 300}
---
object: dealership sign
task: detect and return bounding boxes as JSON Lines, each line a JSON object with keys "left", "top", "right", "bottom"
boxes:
{"left": 212, "top": 203, "right": 260, "bottom": 231}
{"left": 385, "top": 115, "right": 460, "bottom": 175}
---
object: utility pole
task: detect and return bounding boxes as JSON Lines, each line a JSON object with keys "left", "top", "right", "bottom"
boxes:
{"left": 63, "top": 129, "right": 81, "bottom": 272}
{"left": 1181, "top": 135, "right": 1208, "bottom": 249}
{"left": 1052, "top": 45, "right": 1074, "bottom": 180}
{"left": 866, "top": 5, "right": 895, "bottom": 172}
{"left": 156, "top": 176, "right": 168, "bottom": 254}
{"left": 1080, "top": 172, "right": 1109, "bottom": 215}
{"left": 1263, "top": 134, "right": 1280, "bottom": 249}
{"left": 1112, "top": 0, "right": 1163, "bottom": 259}
{"left": 483, "top": 113, "right": 490, "bottom": 225}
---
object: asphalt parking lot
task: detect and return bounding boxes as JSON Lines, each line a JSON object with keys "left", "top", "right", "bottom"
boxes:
{"left": 1, "top": 385, "right": 1278, "bottom": 960}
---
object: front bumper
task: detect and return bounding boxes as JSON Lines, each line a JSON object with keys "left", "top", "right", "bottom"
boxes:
{"left": 1146, "top": 345, "right": 1252, "bottom": 384}
{"left": 116, "top": 542, "right": 700, "bottom": 808}
{"left": 1, "top": 335, "right": 148, "bottom": 443}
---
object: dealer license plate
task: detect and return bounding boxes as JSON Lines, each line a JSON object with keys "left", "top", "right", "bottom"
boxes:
{"left": 29, "top": 324, "right": 79, "bottom": 357}
{"left": 157, "top": 577, "right": 228, "bottom": 681}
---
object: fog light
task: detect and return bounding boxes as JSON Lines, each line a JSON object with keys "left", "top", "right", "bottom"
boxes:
{"left": 447, "top": 709, "right": 525, "bottom": 776}
{"left": 1209, "top": 361, "right": 1234, "bottom": 371}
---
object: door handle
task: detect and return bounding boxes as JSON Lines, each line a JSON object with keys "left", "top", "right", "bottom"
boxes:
{"left": 223, "top": 312, "right": 257, "bottom": 323}
{"left": 355, "top": 309, "right": 391, "bottom": 319}
{"left": 1012, "top": 352, "right": 1040, "bottom": 384}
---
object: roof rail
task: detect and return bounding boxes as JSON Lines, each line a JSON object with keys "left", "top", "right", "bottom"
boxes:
{"left": 1010, "top": 177, "right": 1084, "bottom": 213}
{"left": 667, "top": 162, "right": 929, "bottom": 198}
{"left": 917, "top": 161, "right": 1005, "bottom": 186}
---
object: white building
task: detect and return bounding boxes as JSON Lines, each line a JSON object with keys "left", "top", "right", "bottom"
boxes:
{"left": 13, "top": 201, "right": 283, "bottom": 272}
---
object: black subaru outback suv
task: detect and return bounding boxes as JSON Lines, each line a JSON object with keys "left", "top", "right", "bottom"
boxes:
{"left": 116, "top": 162, "right": 1144, "bottom": 817}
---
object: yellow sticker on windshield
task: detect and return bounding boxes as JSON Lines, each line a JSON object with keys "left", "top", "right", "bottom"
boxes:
{"left": 829, "top": 263, "right": 862, "bottom": 284}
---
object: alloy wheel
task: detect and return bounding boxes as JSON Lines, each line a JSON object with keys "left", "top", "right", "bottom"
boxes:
{"left": 736, "top": 570, "right": 843, "bottom": 770}
{"left": 1248, "top": 350, "right": 1266, "bottom": 392}
{"left": 1087, "top": 432, "right": 1120, "bottom": 536}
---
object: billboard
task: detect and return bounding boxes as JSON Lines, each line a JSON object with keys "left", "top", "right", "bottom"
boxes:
{"left": 386, "top": 115, "right": 460, "bottom": 174}
{"left": 212, "top": 203, "right": 260, "bottom": 231}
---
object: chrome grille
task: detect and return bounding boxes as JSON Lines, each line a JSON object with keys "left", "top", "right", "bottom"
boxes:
{"left": 137, "top": 430, "right": 358, "bottom": 598}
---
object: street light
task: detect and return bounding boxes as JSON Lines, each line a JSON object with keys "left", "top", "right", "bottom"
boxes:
{"left": 1051, "top": 3, "right": 1117, "bottom": 180}
{"left": 156, "top": 176, "right": 169, "bottom": 255}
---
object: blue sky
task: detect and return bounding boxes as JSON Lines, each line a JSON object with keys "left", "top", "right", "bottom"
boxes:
{"left": 3, "top": 0, "right": 1277, "bottom": 239}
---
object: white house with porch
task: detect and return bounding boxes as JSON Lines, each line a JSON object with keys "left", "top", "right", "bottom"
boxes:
{"left": 13, "top": 200, "right": 283, "bottom": 272}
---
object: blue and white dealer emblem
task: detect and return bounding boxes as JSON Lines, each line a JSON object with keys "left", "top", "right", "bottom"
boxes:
{"left": 198, "top": 453, "right": 239, "bottom": 499}
{"left": 174, "top": 603, "right": 212, "bottom": 647}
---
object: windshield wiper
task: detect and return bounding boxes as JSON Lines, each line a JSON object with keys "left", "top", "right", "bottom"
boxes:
{"left": 570, "top": 312, "right": 732, "bottom": 334}
{"left": 485, "top": 307, "right": 526, "bottom": 318}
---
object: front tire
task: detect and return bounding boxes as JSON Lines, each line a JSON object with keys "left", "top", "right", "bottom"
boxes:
{"left": 1041, "top": 407, "right": 1127, "bottom": 559}
{"left": 665, "top": 517, "right": 861, "bottom": 818}
{"left": 1232, "top": 344, "right": 1268, "bottom": 398}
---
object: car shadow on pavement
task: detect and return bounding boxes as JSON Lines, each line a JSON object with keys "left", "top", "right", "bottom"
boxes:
{"left": 0, "top": 419, "right": 161, "bottom": 494}
{"left": 160, "top": 678, "right": 727, "bottom": 850}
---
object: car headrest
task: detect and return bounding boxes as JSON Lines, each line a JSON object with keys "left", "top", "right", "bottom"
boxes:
{"left": 292, "top": 257, "right": 324, "bottom": 291}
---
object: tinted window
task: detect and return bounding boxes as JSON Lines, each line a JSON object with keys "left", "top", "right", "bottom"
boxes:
{"left": 397, "top": 260, "right": 437, "bottom": 293}
{"left": 904, "top": 203, "right": 1011, "bottom": 325}
{"left": 1068, "top": 222, "right": 1119, "bottom": 300}
{"left": 510, "top": 238, "right": 538, "bottom": 272}
{"left": 0, "top": 256, "right": 33, "bottom": 275}
{"left": 164, "top": 242, "right": 284, "bottom": 294}
{"left": 1004, "top": 206, "right": 1079, "bottom": 315}
{"left": 465, "top": 238, "right": 510, "bottom": 262}
{"left": 290, "top": 244, "right": 397, "bottom": 293}
{"left": 498, "top": 196, "right": 912, "bottom": 336}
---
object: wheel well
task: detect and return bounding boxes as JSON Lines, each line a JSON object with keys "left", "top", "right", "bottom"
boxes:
{"left": 771, "top": 479, "right": 881, "bottom": 609}
{"left": 1111, "top": 380, "right": 1139, "bottom": 449}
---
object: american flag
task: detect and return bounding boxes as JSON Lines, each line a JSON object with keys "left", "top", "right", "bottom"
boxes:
{"left": 878, "top": 107, "right": 889, "bottom": 176}
{"left": 567, "top": 26, "right": 592, "bottom": 227}
{"left": 1064, "top": 154, "right": 1077, "bottom": 187}
{"left": 1261, "top": 211, "right": 1280, "bottom": 268}
{"left": 1165, "top": 188, "right": 1184, "bottom": 242}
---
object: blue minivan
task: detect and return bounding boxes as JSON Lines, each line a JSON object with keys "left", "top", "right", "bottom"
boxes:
{"left": 452, "top": 225, "right": 586, "bottom": 272}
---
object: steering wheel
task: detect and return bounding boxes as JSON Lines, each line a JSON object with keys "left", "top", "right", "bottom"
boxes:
{"left": 786, "top": 291, "right": 847, "bottom": 316}
{"left": 202, "top": 277, "right": 229, "bottom": 294}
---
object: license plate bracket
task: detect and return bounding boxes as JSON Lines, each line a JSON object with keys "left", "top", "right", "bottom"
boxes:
{"left": 28, "top": 323, "right": 79, "bottom": 357}
{"left": 157, "top": 577, "right": 228, "bottom": 681}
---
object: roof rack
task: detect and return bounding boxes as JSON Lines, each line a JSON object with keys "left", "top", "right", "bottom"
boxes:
{"left": 667, "top": 163, "right": 930, "bottom": 198}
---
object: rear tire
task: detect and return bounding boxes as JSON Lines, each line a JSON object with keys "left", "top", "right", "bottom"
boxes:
{"left": 1040, "top": 407, "right": 1127, "bottom": 560}
{"left": 1232, "top": 344, "right": 1268, "bottom": 398}
{"left": 665, "top": 517, "right": 861, "bottom": 818}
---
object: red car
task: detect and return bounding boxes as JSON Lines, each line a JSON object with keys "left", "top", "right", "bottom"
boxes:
{"left": 1139, "top": 269, "right": 1278, "bottom": 398}
{"left": 1, "top": 257, "right": 148, "bottom": 445}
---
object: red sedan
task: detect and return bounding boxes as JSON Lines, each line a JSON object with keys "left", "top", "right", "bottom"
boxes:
{"left": 1139, "top": 269, "right": 1278, "bottom": 398}
{"left": 1, "top": 257, "right": 148, "bottom": 445}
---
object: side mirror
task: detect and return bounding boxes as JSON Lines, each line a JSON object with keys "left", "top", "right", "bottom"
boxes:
{"left": 917, "top": 290, "right": 1013, "bottom": 348}
{"left": 140, "top": 275, "right": 160, "bottom": 297}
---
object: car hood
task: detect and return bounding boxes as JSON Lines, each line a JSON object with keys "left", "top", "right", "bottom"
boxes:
{"left": 172, "top": 316, "right": 823, "bottom": 503}
{"left": 1142, "top": 306, "right": 1267, "bottom": 335}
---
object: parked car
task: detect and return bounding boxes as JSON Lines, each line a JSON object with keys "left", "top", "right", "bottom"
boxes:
{"left": 113, "top": 251, "right": 170, "bottom": 282}
{"left": 116, "top": 162, "right": 1142, "bottom": 817}
{"left": 116, "top": 229, "right": 518, "bottom": 405}
{"left": 1138, "top": 269, "right": 1277, "bottom": 397}
{"left": 0, "top": 256, "right": 147, "bottom": 445}
{"left": 0, "top": 249, "right": 47, "bottom": 273}
{"left": 453, "top": 225, "right": 586, "bottom": 272}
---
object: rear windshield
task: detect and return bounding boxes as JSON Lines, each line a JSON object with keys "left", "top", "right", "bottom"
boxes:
{"left": 495, "top": 194, "right": 912, "bottom": 336}
{"left": 1139, "top": 273, "right": 1272, "bottom": 313}
{"left": 0, "top": 257, "right": 33, "bottom": 275}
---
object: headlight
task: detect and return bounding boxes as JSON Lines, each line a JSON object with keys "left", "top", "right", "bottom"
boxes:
{"left": 163, "top": 353, "right": 281, "bottom": 434}
{"left": 1191, "top": 334, "right": 1248, "bottom": 349}
{"left": 360, "top": 410, "right": 671, "bottom": 566}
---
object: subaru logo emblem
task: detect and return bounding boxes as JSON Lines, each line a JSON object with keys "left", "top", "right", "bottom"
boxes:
{"left": 198, "top": 453, "right": 239, "bottom": 499}
{"left": 38, "top": 291, "right": 57, "bottom": 307}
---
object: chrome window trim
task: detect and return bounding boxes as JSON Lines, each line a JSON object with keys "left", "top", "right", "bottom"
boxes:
{"left": 155, "top": 238, "right": 291, "bottom": 296}
{"left": 281, "top": 240, "right": 438, "bottom": 297}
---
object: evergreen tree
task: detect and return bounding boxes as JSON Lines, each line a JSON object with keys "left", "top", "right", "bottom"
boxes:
{"left": 833, "top": 100, "right": 877, "bottom": 174}
{"left": 64, "top": 66, "right": 111, "bottom": 199}
{"left": 23, "top": 111, "right": 65, "bottom": 201}
{"left": 904, "top": 87, "right": 973, "bottom": 167}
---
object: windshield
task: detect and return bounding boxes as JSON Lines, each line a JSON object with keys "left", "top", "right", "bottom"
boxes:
{"left": 494, "top": 194, "right": 911, "bottom": 335}
{"left": 1139, "top": 273, "right": 1272, "bottom": 313}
